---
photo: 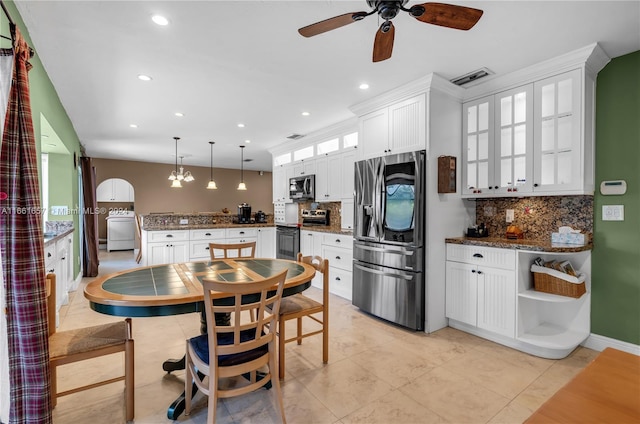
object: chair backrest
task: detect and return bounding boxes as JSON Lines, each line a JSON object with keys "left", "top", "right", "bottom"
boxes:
{"left": 201, "top": 268, "right": 288, "bottom": 359}
{"left": 45, "top": 273, "right": 57, "bottom": 337}
{"left": 209, "top": 241, "right": 256, "bottom": 259}
{"left": 297, "top": 253, "right": 329, "bottom": 303}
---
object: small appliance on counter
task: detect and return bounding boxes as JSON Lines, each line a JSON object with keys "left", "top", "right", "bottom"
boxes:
{"left": 466, "top": 223, "right": 488, "bottom": 238}
{"left": 301, "top": 209, "right": 330, "bottom": 226}
{"left": 236, "top": 203, "right": 252, "bottom": 224}
{"left": 506, "top": 225, "right": 524, "bottom": 239}
{"left": 254, "top": 210, "right": 267, "bottom": 223}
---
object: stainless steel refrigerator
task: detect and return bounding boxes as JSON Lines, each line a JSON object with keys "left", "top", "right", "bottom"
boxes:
{"left": 352, "top": 150, "right": 426, "bottom": 330}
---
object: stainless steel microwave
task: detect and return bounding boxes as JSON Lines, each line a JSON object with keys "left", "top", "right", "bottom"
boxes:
{"left": 289, "top": 174, "right": 315, "bottom": 202}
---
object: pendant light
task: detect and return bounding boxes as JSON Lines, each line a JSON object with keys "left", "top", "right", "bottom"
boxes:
{"left": 168, "top": 136, "right": 182, "bottom": 188}
{"left": 237, "top": 145, "right": 247, "bottom": 191}
{"left": 168, "top": 136, "right": 194, "bottom": 187}
{"left": 206, "top": 141, "right": 218, "bottom": 190}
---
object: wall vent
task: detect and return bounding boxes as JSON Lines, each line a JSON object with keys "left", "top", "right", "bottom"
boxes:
{"left": 286, "top": 133, "right": 305, "bottom": 140}
{"left": 450, "top": 67, "right": 493, "bottom": 86}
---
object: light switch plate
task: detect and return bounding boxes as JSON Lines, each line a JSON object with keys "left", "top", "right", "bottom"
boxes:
{"left": 602, "top": 205, "right": 624, "bottom": 221}
{"left": 506, "top": 209, "right": 514, "bottom": 223}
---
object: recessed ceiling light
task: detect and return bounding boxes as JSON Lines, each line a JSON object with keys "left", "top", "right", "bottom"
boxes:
{"left": 151, "top": 15, "right": 169, "bottom": 26}
{"left": 137, "top": 74, "right": 152, "bottom": 81}
{"left": 174, "top": 112, "right": 184, "bottom": 117}
{"left": 301, "top": 111, "right": 310, "bottom": 116}
{"left": 359, "top": 83, "right": 370, "bottom": 90}
{"left": 237, "top": 123, "right": 245, "bottom": 128}
{"left": 129, "top": 124, "right": 138, "bottom": 128}
{"left": 245, "top": 139, "right": 251, "bottom": 144}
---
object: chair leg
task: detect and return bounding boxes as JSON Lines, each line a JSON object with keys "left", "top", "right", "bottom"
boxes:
{"left": 269, "top": 341, "right": 287, "bottom": 424}
{"left": 296, "top": 317, "right": 302, "bottom": 345}
{"left": 50, "top": 363, "right": 57, "bottom": 408}
{"left": 125, "top": 338, "right": 135, "bottom": 421}
{"left": 323, "top": 311, "right": 329, "bottom": 364}
{"left": 185, "top": 344, "right": 193, "bottom": 416}
{"left": 278, "top": 317, "right": 286, "bottom": 380}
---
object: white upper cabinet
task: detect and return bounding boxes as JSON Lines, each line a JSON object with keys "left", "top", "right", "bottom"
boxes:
{"left": 533, "top": 69, "right": 582, "bottom": 193}
{"left": 461, "top": 43, "right": 607, "bottom": 197}
{"left": 358, "top": 94, "right": 425, "bottom": 160}
{"left": 97, "top": 178, "right": 134, "bottom": 202}
{"left": 462, "top": 85, "right": 533, "bottom": 197}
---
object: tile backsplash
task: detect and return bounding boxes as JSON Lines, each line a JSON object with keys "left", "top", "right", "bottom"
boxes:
{"left": 472, "top": 195, "right": 593, "bottom": 241}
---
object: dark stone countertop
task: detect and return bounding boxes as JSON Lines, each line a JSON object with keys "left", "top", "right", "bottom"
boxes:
{"left": 142, "top": 223, "right": 275, "bottom": 231}
{"left": 44, "top": 228, "right": 74, "bottom": 246}
{"left": 445, "top": 236, "right": 592, "bottom": 253}
{"left": 299, "top": 225, "right": 353, "bottom": 236}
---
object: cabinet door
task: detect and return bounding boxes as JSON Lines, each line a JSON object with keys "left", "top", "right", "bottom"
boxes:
{"left": 494, "top": 85, "right": 533, "bottom": 195}
{"left": 388, "top": 94, "right": 425, "bottom": 155}
{"left": 340, "top": 148, "right": 357, "bottom": 199}
{"left": 463, "top": 97, "right": 494, "bottom": 196}
{"left": 314, "top": 155, "right": 330, "bottom": 200}
{"left": 341, "top": 199, "right": 354, "bottom": 231}
{"left": 292, "top": 159, "right": 315, "bottom": 177}
{"left": 112, "top": 178, "right": 133, "bottom": 201}
{"left": 300, "top": 230, "right": 315, "bottom": 256}
{"left": 257, "top": 228, "right": 275, "bottom": 258}
{"left": 533, "top": 69, "right": 581, "bottom": 193}
{"left": 359, "top": 108, "right": 389, "bottom": 159}
{"left": 445, "top": 261, "right": 477, "bottom": 326}
{"left": 148, "top": 243, "right": 170, "bottom": 265}
{"left": 477, "top": 266, "right": 516, "bottom": 338}
{"left": 170, "top": 242, "right": 189, "bottom": 264}
{"left": 96, "top": 180, "right": 113, "bottom": 202}
{"left": 326, "top": 154, "right": 343, "bottom": 201}
{"left": 272, "top": 166, "right": 287, "bottom": 202}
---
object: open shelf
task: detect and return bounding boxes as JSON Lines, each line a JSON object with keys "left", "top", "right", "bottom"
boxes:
{"left": 518, "top": 322, "right": 589, "bottom": 350}
{"left": 518, "top": 289, "right": 588, "bottom": 303}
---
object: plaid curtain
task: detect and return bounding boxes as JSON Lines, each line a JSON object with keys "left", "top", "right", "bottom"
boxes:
{"left": 0, "top": 26, "right": 51, "bottom": 424}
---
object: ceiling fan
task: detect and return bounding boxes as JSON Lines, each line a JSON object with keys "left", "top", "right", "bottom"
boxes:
{"left": 298, "top": 1, "right": 483, "bottom": 62}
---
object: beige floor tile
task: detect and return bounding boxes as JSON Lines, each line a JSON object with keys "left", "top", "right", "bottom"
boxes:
{"left": 488, "top": 400, "right": 535, "bottom": 424}
{"left": 296, "top": 357, "right": 394, "bottom": 419}
{"left": 400, "top": 366, "right": 511, "bottom": 423}
{"left": 281, "top": 378, "right": 339, "bottom": 423}
{"left": 342, "top": 388, "right": 447, "bottom": 424}
{"left": 474, "top": 339, "right": 555, "bottom": 374}
{"left": 442, "top": 349, "right": 541, "bottom": 398}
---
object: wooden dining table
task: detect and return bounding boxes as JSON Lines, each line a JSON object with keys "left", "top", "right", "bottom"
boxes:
{"left": 84, "top": 257, "right": 316, "bottom": 419}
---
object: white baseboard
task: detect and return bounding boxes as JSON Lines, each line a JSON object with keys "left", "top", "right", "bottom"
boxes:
{"left": 68, "top": 272, "right": 82, "bottom": 292}
{"left": 583, "top": 333, "right": 640, "bottom": 356}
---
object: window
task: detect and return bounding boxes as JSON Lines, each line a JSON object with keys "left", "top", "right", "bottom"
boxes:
{"left": 343, "top": 132, "right": 358, "bottom": 148}
{"left": 273, "top": 152, "right": 291, "bottom": 167}
{"left": 293, "top": 146, "right": 314, "bottom": 161}
{"left": 317, "top": 138, "right": 339, "bottom": 155}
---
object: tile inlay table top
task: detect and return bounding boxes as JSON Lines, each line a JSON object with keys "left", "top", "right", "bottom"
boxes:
{"left": 84, "top": 258, "right": 316, "bottom": 317}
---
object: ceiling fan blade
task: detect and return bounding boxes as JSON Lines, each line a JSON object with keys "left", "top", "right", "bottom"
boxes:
{"left": 413, "top": 2, "right": 483, "bottom": 30}
{"left": 373, "top": 21, "right": 395, "bottom": 63}
{"left": 298, "top": 11, "right": 368, "bottom": 37}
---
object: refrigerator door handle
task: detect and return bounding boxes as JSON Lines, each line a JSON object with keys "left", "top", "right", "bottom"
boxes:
{"left": 354, "top": 263, "right": 413, "bottom": 280}
{"left": 375, "top": 159, "right": 385, "bottom": 239}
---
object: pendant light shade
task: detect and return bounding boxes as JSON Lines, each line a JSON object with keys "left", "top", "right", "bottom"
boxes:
{"left": 168, "top": 136, "right": 194, "bottom": 186}
{"left": 206, "top": 141, "right": 218, "bottom": 190}
{"left": 237, "top": 145, "right": 247, "bottom": 190}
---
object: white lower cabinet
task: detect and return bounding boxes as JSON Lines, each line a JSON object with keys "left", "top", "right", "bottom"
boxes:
{"left": 445, "top": 243, "right": 591, "bottom": 359}
{"left": 257, "top": 227, "right": 276, "bottom": 258}
{"left": 143, "top": 227, "right": 274, "bottom": 265}
{"left": 322, "top": 234, "right": 353, "bottom": 301}
{"left": 446, "top": 244, "right": 516, "bottom": 338}
{"left": 300, "top": 230, "right": 323, "bottom": 288}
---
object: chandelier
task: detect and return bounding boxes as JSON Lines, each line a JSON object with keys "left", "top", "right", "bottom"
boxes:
{"left": 237, "top": 145, "right": 247, "bottom": 190}
{"left": 168, "top": 137, "right": 194, "bottom": 187}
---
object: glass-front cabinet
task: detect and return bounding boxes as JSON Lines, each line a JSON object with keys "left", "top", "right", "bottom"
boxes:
{"left": 462, "top": 85, "right": 532, "bottom": 196}
{"left": 533, "top": 69, "right": 581, "bottom": 193}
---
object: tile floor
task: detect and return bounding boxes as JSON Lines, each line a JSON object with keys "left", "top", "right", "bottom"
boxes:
{"left": 52, "top": 250, "right": 598, "bottom": 424}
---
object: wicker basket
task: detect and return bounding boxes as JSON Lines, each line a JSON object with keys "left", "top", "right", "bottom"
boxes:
{"left": 531, "top": 264, "right": 586, "bottom": 298}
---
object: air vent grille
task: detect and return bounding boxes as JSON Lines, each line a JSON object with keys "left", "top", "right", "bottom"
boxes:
{"left": 286, "top": 133, "right": 305, "bottom": 140}
{"left": 451, "top": 67, "right": 493, "bottom": 86}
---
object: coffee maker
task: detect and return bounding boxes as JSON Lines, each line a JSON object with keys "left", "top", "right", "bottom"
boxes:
{"left": 237, "top": 203, "right": 252, "bottom": 224}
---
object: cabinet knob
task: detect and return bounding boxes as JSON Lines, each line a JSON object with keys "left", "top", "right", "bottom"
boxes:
{"left": 335, "top": 277, "right": 341, "bottom": 281}
{"left": 477, "top": 270, "right": 483, "bottom": 275}
{"left": 48, "top": 269, "right": 54, "bottom": 273}
{"left": 472, "top": 253, "right": 483, "bottom": 258}
{"left": 205, "top": 233, "right": 211, "bottom": 236}
{"left": 166, "top": 234, "right": 173, "bottom": 238}
{"left": 335, "top": 256, "right": 341, "bottom": 260}
{"left": 534, "top": 183, "right": 539, "bottom": 187}
{"left": 47, "top": 252, "right": 52, "bottom": 258}
{"left": 335, "top": 239, "right": 341, "bottom": 243}
{"left": 472, "top": 269, "right": 476, "bottom": 273}
{"left": 205, "top": 247, "right": 210, "bottom": 250}
{"left": 239, "top": 231, "right": 245, "bottom": 234}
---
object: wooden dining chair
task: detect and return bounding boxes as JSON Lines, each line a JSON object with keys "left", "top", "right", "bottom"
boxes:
{"left": 275, "top": 253, "right": 329, "bottom": 379}
{"left": 208, "top": 241, "right": 256, "bottom": 259}
{"left": 134, "top": 213, "right": 142, "bottom": 263}
{"left": 184, "top": 269, "right": 288, "bottom": 423}
{"left": 46, "top": 273, "right": 135, "bottom": 422}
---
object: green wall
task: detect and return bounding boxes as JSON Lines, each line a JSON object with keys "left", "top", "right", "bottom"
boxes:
{"left": 592, "top": 51, "right": 640, "bottom": 345}
{"left": 5, "top": 1, "right": 83, "bottom": 278}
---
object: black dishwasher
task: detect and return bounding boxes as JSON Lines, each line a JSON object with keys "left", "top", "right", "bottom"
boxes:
{"left": 275, "top": 224, "right": 300, "bottom": 260}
